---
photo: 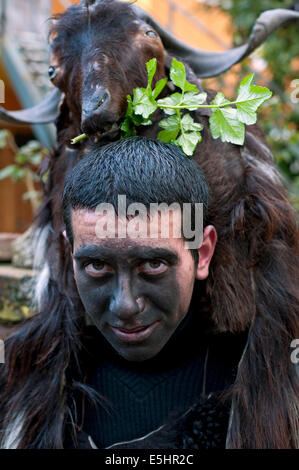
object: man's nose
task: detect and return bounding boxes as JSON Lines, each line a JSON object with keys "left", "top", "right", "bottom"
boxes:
{"left": 109, "top": 280, "right": 144, "bottom": 320}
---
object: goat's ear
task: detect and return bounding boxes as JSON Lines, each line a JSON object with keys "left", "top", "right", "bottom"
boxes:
{"left": 134, "top": 7, "right": 299, "bottom": 78}
{"left": 0, "top": 88, "right": 62, "bottom": 125}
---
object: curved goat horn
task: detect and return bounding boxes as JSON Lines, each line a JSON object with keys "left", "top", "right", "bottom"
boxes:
{"left": 0, "top": 88, "right": 62, "bottom": 125}
{"left": 133, "top": 7, "right": 299, "bottom": 78}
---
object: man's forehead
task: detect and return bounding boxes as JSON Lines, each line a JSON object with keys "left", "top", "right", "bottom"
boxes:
{"left": 71, "top": 207, "right": 184, "bottom": 248}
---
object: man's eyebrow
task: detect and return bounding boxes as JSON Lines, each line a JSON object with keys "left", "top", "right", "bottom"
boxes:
{"left": 74, "top": 245, "right": 113, "bottom": 260}
{"left": 73, "top": 245, "right": 179, "bottom": 263}
{"left": 127, "top": 247, "right": 179, "bottom": 263}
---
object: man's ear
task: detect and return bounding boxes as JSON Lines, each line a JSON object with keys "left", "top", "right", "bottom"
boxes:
{"left": 195, "top": 225, "right": 217, "bottom": 280}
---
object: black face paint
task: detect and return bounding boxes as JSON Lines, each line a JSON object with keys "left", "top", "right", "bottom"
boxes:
{"left": 72, "top": 209, "right": 197, "bottom": 362}
{"left": 74, "top": 243, "right": 196, "bottom": 362}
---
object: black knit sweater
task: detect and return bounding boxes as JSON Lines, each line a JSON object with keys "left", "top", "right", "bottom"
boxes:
{"left": 66, "top": 309, "right": 247, "bottom": 449}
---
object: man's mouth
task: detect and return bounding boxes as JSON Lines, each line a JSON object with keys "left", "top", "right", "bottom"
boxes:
{"left": 110, "top": 321, "right": 160, "bottom": 343}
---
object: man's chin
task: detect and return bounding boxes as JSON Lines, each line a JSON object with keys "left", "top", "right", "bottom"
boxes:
{"left": 112, "top": 345, "right": 162, "bottom": 362}
{"left": 104, "top": 333, "right": 167, "bottom": 362}
{"left": 90, "top": 318, "right": 173, "bottom": 362}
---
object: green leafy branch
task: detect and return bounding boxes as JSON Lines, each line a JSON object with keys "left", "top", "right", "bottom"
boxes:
{"left": 71, "top": 57, "right": 272, "bottom": 156}
{"left": 121, "top": 58, "right": 272, "bottom": 156}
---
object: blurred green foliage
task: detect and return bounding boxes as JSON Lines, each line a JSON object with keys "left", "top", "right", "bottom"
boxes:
{"left": 204, "top": 0, "right": 299, "bottom": 209}
{"left": 0, "top": 130, "right": 49, "bottom": 213}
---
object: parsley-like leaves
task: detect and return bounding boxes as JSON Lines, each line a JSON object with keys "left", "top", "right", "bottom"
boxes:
{"left": 121, "top": 58, "right": 272, "bottom": 155}
{"left": 72, "top": 58, "right": 272, "bottom": 156}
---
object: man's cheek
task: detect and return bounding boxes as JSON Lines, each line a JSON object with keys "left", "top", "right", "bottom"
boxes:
{"left": 74, "top": 269, "right": 184, "bottom": 318}
{"left": 142, "top": 278, "right": 181, "bottom": 313}
{"left": 75, "top": 273, "right": 101, "bottom": 314}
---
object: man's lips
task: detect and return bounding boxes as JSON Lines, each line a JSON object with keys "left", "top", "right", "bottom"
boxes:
{"left": 110, "top": 321, "right": 160, "bottom": 343}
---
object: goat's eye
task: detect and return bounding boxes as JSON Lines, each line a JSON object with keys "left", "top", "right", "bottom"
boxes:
{"left": 145, "top": 30, "right": 157, "bottom": 38}
{"left": 48, "top": 66, "right": 57, "bottom": 79}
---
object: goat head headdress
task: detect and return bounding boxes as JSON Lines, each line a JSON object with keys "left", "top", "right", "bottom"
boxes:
{"left": 0, "top": 4, "right": 298, "bottom": 125}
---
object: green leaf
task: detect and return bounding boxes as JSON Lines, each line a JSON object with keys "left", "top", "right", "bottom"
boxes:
{"left": 19, "top": 140, "right": 40, "bottom": 155}
{"left": 153, "top": 78, "right": 168, "bottom": 99}
{"left": 140, "top": 119, "right": 153, "bottom": 127}
{"left": 157, "top": 93, "right": 182, "bottom": 115}
{"left": 30, "top": 153, "right": 43, "bottom": 165}
{"left": 146, "top": 58, "right": 157, "bottom": 90}
{"left": 175, "top": 131, "right": 202, "bottom": 156}
{"left": 121, "top": 93, "right": 151, "bottom": 136}
{"left": 157, "top": 91, "right": 207, "bottom": 112}
{"left": 235, "top": 74, "right": 272, "bottom": 125}
{"left": 124, "top": 95, "right": 145, "bottom": 126}
{"left": 13, "top": 167, "right": 25, "bottom": 180}
{"left": 181, "top": 113, "right": 204, "bottom": 132}
{"left": 0, "top": 165, "right": 18, "bottom": 180}
{"left": 120, "top": 117, "right": 136, "bottom": 137}
{"left": 158, "top": 115, "right": 180, "bottom": 142}
{"left": 132, "top": 114, "right": 147, "bottom": 126}
{"left": 133, "top": 88, "right": 157, "bottom": 119}
{"left": 41, "top": 169, "right": 50, "bottom": 184}
{"left": 209, "top": 107, "right": 245, "bottom": 145}
{"left": 0, "top": 130, "right": 9, "bottom": 148}
{"left": 125, "top": 94, "right": 134, "bottom": 118}
{"left": 180, "top": 92, "right": 207, "bottom": 109}
{"left": 15, "top": 153, "right": 26, "bottom": 164}
{"left": 170, "top": 58, "right": 198, "bottom": 93}
{"left": 1, "top": 166, "right": 26, "bottom": 181}
{"left": 210, "top": 91, "right": 231, "bottom": 107}
{"left": 23, "top": 190, "right": 42, "bottom": 201}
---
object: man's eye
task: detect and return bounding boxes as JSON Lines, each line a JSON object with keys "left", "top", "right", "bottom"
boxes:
{"left": 139, "top": 260, "right": 167, "bottom": 275}
{"left": 85, "top": 262, "right": 113, "bottom": 277}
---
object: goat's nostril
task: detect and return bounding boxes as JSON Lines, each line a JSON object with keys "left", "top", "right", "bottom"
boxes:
{"left": 96, "top": 92, "right": 108, "bottom": 110}
{"left": 82, "top": 91, "right": 109, "bottom": 119}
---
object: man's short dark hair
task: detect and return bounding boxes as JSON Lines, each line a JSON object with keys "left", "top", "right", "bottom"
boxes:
{"left": 62, "top": 137, "right": 210, "bottom": 262}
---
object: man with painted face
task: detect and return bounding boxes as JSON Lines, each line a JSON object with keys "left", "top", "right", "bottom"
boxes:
{"left": 62, "top": 137, "right": 247, "bottom": 449}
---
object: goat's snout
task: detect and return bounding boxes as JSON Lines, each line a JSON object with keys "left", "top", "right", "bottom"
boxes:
{"left": 81, "top": 87, "right": 111, "bottom": 129}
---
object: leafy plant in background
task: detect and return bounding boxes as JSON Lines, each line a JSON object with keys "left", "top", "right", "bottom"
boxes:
{"left": 202, "top": 0, "right": 299, "bottom": 209}
{"left": 0, "top": 130, "right": 49, "bottom": 214}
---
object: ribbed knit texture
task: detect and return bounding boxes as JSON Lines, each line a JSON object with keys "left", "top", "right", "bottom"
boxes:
{"left": 80, "top": 309, "right": 246, "bottom": 448}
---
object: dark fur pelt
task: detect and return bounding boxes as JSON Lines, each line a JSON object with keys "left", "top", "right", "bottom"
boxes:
{"left": 68, "top": 393, "right": 230, "bottom": 449}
